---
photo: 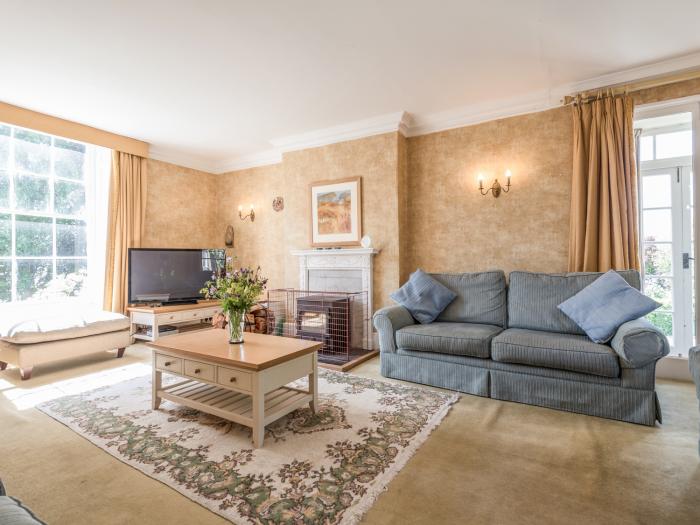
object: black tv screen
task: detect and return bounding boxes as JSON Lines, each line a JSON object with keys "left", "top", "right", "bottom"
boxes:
{"left": 128, "top": 248, "right": 225, "bottom": 304}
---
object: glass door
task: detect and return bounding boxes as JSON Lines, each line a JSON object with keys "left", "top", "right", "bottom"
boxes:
{"left": 637, "top": 109, "right": 695, "bottom": 356}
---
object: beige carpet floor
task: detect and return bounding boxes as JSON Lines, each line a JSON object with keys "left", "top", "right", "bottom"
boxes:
{"left": 1, "top": 344, "right": 699, "bottom": 525}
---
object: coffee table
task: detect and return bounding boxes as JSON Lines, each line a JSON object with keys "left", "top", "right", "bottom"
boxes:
{"left": 147, "top": 329, "right": 321, "bottom": 448}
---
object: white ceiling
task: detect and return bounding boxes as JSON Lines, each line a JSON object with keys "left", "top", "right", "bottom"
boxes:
{"left": 2, "top": 0, "right": 700, "bottom": 172}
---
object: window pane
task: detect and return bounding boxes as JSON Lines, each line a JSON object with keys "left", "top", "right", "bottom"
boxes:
{"left": 57, "top": 219, "right": 86, "bottom": 256}
{"left": 14, "top": 129, "right": 50, "bottom": 174}
{"left": 15, "top": 215, "right": 52, "bottom": 256}
{"left": 642, "top": 174, "right": 671, "bottom": 208}
{"left": 0, "top": 260, "right": 10, "bottom": 302}
{"left": 0, "top": 213, "right": 9, "bottom": 256}
{"left": 0, "top": 125, "right": 9, "bottom": 170}
{"left": 54, "top": 180, "right": 85, "bottom": 216}
{"left": 643, "top": 243, "right": 672, "bottom": 276}
{"left": 54, "top": 139, "right": 85, "bottom": 180}
{"left": 49, "top": 259, "right": 88, "bottom": 299}
{"left": 644, "top": 276, "right": 672, "bottom": 310}
{"left": 14, "top": 174, "right": 50, "bottom": 212}
{"left": 656, "top": 130, "right": 692, "bottom": 159}
{"left": 640, "top": 135, "right": 654, "bottom": 161}
{"left": 16, "top": 259, "right": 52, "bottom": 301}
{"left": 647, "top": 311, "right": 673, "bottom": 340}
{"left": 642, "top": 209, "right": 672, "bottom": 242}
{"left": 0, "top": 170, "right": 8, "bottom": 208}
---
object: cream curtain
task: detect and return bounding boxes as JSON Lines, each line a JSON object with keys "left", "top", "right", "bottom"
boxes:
{"left": 568, "top": 94, "right": 641, "bottom": 272}
{"left": 103, "top": 151, "right": 148, "bottom": 313}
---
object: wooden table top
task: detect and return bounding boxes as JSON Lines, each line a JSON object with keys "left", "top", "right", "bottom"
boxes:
{"left": 146, "top": 329, "right": 322, "bottom": 371}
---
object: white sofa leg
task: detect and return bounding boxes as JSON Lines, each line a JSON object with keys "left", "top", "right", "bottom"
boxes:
{"left": 20, "top": 367, "right": 33, "bottom": 380}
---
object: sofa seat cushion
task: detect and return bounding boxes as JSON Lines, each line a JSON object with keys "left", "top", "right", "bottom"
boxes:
{"left": 0, "top": 310, "right": 130, "bottom": 345}
{"left": 396, "top": 322, "right": 502, "bottom": 358}
{"left": 491, "top": 328, "right": 620, "bottom": 378}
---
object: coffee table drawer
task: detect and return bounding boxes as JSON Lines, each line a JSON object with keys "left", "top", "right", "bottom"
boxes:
{"left": 155, "top": 354, "right": 183, "bottom": 374}
{"left": 158, "top": 311, "right": 183, "bottom": 324}
{"left": 184, "top": 359, "right": 216, "bottom": 382}
{"left": 217, "top": 366, "right": 252, "bottom": 392}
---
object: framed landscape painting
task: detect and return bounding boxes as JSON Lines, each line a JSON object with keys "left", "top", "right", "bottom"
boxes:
{"left": 310, "top": 177, "right": 362, "bottom": 247}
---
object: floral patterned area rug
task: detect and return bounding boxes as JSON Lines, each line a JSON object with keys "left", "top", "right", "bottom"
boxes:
{"left": 37, "top": 368, "right": 458, "bottom": 525}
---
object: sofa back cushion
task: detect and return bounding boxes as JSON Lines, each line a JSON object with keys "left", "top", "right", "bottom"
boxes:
{"left": 507, "top": 270, "right": 641, "bottom": 335}
{"left": 431, "top": 271, "right": 507, "bottom": 327}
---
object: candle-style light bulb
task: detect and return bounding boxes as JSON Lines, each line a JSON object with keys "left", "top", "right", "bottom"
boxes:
{"left": 477, "top": 173, "right": 484, "bottom": 189}
{"left": 250, "top": 204, "right": 254, "bottom": 210}
{"left": 238, "top": 205, "right": 243, "bottom": 212}
{"left": 505, "top": 169, "right": 512, "bottom": 179}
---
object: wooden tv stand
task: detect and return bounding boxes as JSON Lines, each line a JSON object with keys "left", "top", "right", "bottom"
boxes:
{"left": 127, "top": 300, "right": 223, "bottom": 342}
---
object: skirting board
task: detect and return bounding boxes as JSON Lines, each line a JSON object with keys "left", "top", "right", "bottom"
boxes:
{"left": 656, "top": 356, "right": 692, "bottom": 382}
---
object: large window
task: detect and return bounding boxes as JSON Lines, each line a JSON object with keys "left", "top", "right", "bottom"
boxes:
{"left": 0, "top": 123, "right": 109, "bottom": 304}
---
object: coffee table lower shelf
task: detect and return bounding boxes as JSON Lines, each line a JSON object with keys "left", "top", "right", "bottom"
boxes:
{"left": 158, "top": 379, "right": 313, "bottom": 428}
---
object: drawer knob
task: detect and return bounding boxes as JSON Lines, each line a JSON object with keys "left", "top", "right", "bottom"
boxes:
{"left": 229, "top": 377, "right": 237, "bottom": 383}
{"left": 194, "top": 368, "right": 201, "bottom": 374}
{"left": 164, "top": 361, "right": 172, "bottom": 366}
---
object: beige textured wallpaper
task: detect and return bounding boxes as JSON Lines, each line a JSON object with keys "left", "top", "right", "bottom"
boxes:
{"left": 143, "top": 159, "right": 222, "bottom": 249}
{"left": 219, "top": 133, "right": 403, "bottom": 309}
{"left": 406, "top": 107, "right": 573, "bottom": 275}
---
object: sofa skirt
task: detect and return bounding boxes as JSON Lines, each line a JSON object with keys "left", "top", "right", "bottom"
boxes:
{"left": 380, "top": 352, "right": 661, "bottom": 426}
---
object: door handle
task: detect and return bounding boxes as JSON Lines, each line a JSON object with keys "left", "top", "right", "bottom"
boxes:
{"left": 683, "top": 252, "right": 694, "bottom": 269}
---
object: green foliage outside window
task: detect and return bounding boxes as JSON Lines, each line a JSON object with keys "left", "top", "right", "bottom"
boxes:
{"left": 643, "top": 241, "right": 673, "bottom": 337}
{"left": 14, "top": 129, "right": 50, "bottom": 174}
{"left": 14, "top": 174, "right": 49, "bottom": 211}
{"left": 0, "top": 171, "right": 9, "bottom": 207}
{"left": 55, "top": 180, "right": 86, "bottom": 215}
{"left": 0, "top": 261, "right": 9, "bottom": 302}
{"left": 16, "top": 259, "right": 52, "bottom": 301}
{"left": 16, "top": 215, "right": 52, "bottom": 256}
{"left": 0, "top": 213, "right": 9, "bottom": 256}
{"left": 55, "top": 138, "right": 85, "bottom": 180}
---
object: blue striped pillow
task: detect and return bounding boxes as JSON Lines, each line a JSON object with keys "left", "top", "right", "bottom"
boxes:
{"left": 557, "top": 270, "right": 660, "bottom": 343}
{"left": 390, "top": 269, "right": 457, "bottom": 324}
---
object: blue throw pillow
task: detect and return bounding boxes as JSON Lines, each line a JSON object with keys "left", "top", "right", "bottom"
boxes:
{"left": 557, "top": 270, "right": 660, "bottom": 343}
{"left": 390, "top": 269, "right": 457, "bottom": 324}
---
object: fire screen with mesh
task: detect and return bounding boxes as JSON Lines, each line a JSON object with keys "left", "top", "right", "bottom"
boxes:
{"left": 265, "top": 289, "right": 369, "bottom": 364}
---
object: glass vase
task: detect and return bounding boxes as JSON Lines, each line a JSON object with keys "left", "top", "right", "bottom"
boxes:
{"left": 226, "top": 308, "right": 246, "bottom": 344}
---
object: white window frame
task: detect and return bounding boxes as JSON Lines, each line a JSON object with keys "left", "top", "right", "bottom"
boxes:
{"left": 635, "top": 97, "right": 700, "bottom": 363}
{"left": 0, "top": 123, "right": 93, "bottom": 303}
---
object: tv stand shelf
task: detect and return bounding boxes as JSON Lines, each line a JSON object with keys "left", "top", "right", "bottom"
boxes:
{"left": 127, "top": 301, "right": 222, "bottom": 342}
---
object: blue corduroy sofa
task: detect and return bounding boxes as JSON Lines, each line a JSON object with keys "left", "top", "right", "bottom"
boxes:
{"left": 373, "top": 270, "right": 670, "bottom": 426}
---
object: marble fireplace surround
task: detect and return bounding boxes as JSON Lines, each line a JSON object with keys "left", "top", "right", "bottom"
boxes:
{"left": 291, "top": 248, "right": 379, "bottom": 350}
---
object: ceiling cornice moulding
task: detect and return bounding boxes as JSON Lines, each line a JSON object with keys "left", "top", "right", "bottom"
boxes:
{"left": 270, "top": 111, "right": 410, "bottom": 152}
{"left": 150, "top": 51, "right": 700, "bottom": 174}
{"left": 148, "top": 146, "right": 220, "bottom": 174}
{"left": 215, "top": 149, "right": 283, "bottom": 174}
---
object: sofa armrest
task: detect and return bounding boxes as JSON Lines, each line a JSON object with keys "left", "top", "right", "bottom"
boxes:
{"left": 373, "top": 305, "right": 415, "bottom": 353}
{"left": 690, "top": 347, "right": 700, "bottom": 400}
{"left": 610, "top": 318, "right": 670, "bottom": 368}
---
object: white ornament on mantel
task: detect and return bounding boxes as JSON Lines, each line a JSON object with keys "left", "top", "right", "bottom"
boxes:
{"left": 291, "top": 247, "right": 379, "bottom": 350}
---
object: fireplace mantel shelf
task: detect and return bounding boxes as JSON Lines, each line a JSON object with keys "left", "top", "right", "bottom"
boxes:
{"left": 290, "top": 248, "right": 379, "bottom": 256}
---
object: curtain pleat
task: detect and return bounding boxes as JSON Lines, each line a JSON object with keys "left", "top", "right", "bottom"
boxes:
{"left": 569, "top": 95, "right": 640, "bottom": 272}
{"left": 103, "top": 151, "right": 147, "bottom": 313}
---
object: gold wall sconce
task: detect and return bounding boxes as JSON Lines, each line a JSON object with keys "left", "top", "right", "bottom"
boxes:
{"left": 478, "top": 170, "right": 512, "bottom": 198}
{"left": 238, "top": 204, "right": 255, "bottom": 222}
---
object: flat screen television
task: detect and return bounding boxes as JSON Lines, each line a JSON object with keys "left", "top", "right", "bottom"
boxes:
{"left": 128, "top": 248, "right": 225, "bottom": 304}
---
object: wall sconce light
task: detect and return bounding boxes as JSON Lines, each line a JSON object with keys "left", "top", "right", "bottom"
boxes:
{"left": 238, "top": 204, "right": 255, "bottom": 222}
{"left": 478, "top": 170, "right": 512, "bottom": 198}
